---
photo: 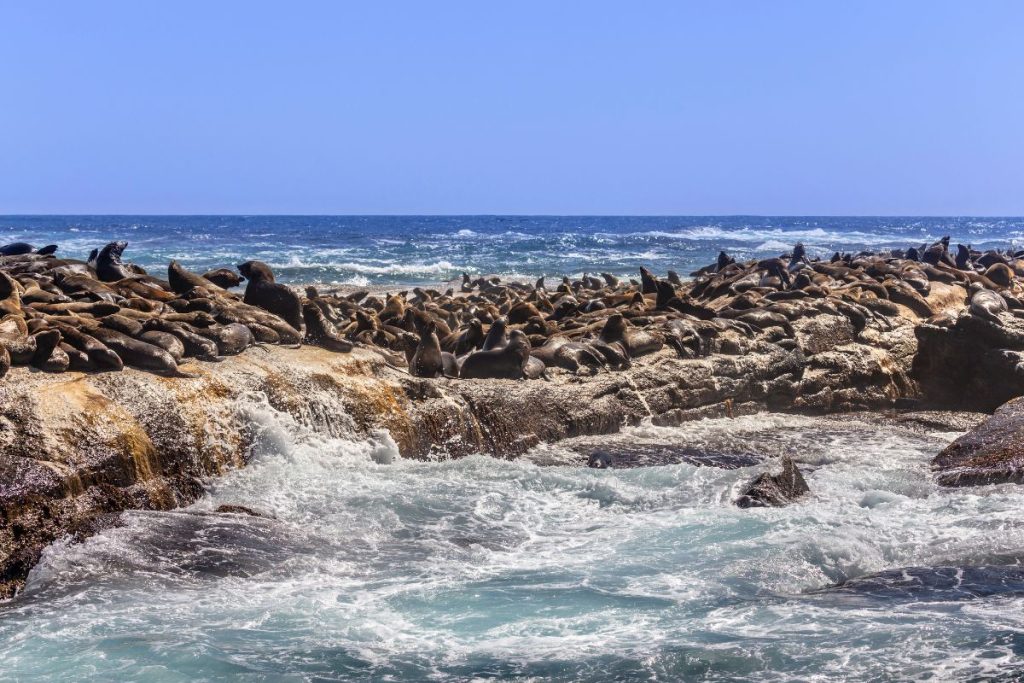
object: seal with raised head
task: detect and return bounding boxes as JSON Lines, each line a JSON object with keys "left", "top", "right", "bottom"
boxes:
{"left": 94, "top": 241, "right": 135, "bottom": 282}
{"left": 237, "top": 260, "right": 305, "bottom": 335}
{"left": 410, "top": 321, "right": 446, "bottom": 378}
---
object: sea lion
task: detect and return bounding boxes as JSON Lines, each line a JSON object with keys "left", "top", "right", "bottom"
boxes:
{"left": 481, "top": 317, "right": 508, "bottom": 351}
{"left": 88, "top": 327, "right": 194, "bottom": 376}
{"left": 460, "top": 330, "right": 531, "bottom": 379}
{"left": 202, "top": 268, "right": 243, "bottom": 289}
{"left": 588, "top": 451, "right": 613, "bottom": 469}
{"left": 237, "top": 261, "right": 304, "bottom": 335}
{"left": 302, "top": 301, "right": 353, "bottom": 352}
{"left": 969, "top": 284, "right": 1007, "bottom": 324}
{"left": 94, "top": 241, "right": 136, "bottom": 282}
{"left": 599, "top": 313, "right": 663, "bottom": 357}
{"left": 29, "top": 329, "right": 64, "bottom": 371}
{"left": 51, "top": 322, "right": 124, "bottom": 370}
{"left": 168, "top": 261, "right": 224, "bottom": 295}
{"left": 142, "top": 319, "right": 220, "bottom": 361}
{"left": 139, "top": 330, "right": 186, "bottom": 363}
{"left": 410, "top": 321, "right": 445, "bottom": 378}
{"left": 0, "top": 242, "right": 36, "bottom": 256}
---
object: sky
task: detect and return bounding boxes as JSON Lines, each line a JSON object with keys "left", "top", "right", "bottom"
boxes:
{"left": 1, "top": 1, "right": 1022, "bottom": 215}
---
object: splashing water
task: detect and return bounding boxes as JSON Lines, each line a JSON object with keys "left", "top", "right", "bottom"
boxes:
{"left": 1, "top": 400, "right": 1024, "bottom": 681}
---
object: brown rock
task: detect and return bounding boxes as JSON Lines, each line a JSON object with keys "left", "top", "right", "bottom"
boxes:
{"left": 933, "top": 397, "right": 1024, "bottom": 486}
{"left": 735, "top": 456, "right": 810, "bottom": 508}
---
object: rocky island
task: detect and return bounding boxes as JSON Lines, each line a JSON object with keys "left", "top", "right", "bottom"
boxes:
{"left": 2, "top": 236, "right": 1024, "bottom": 598}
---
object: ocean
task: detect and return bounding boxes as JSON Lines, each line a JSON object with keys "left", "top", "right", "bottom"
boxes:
{"left": 2, "top": 216, "right": 1024, "bottom": 680}
{"left": 3, "top": 215, "right": 1024, "bottom": 287}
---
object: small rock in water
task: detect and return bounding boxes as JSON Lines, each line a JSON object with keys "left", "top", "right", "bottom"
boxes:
{"left": 735, "top": 456, "right": 810, "bottom": 508}
{"left": 215, "top": 504, "right": 265, "bottom": 517}
{"left": 588, "top": 450, "right": 613, "bottom": 468}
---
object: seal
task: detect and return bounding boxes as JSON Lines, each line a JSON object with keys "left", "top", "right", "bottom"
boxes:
{"left": 460, "top": 329, "right": 531, "bottom": 379}
{"left": 481, "top": 317, "right": 508, "bottom": 350}
{"left": 87, "top": 326, "right": 194, "bottom": 376}
{"left": 969, "top": 284, "right": 1008, "bottom": 324}
{"left": 599, "top": 313, "right": 663, "bottom": 357}
{"left": 202, "top": 268, "right": 243, "bottom": 289}
{"left": 302, "top": 301, "right": 353, "bottom": 352}
{"left": 94, "top": 241, "right": 135, "bottom": 282}
{"left": 588, "top": 451, "right": 613, "bottom": 468}
{"left": 410, "top": 321, "right": 445, "bottom": 378}
{"left": 237, "top": 260, "right": 305, "bottom": 335}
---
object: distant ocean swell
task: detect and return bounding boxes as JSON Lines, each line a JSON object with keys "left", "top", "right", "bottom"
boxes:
{"left": 3, "top": 215, "right": 1024, "bottom": 286}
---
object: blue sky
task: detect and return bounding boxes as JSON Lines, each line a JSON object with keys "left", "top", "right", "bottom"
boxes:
{"left": 1, "top": 1, "right": 1022, "bottom": 215}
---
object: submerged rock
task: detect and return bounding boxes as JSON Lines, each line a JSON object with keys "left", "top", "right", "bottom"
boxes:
{"left": 215, "top": 504, "right": 266, "bottom": 517}
{"left": 735, "top": 456, "right": 810, "bottom": 508}
{"left": 933, "top": 397, "right": 1024, "bottom": 486}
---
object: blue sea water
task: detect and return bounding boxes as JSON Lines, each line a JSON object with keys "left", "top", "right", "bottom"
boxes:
{"left": 3, "top": 217, "right": 1024, "bottom": 680}
{"left": 2, "top": 215, "right": 1024, "bottom": 286}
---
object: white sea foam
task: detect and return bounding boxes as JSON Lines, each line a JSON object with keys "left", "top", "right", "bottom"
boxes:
{"left": 3, "top": 403, "right": 1023, "bottom": 680}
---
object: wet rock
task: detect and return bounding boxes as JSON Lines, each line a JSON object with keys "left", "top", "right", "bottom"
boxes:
{"left": 914, "top": 314, "right": 1024, "bottom": 411}
{"left": 893, "top": 410, "right": 988, "bottom": 433}
{"left": 933, "top": 397, "right": 1024, "bottom": 486}
{"left": 811, "top": 565, "right": 1024, "bottom": 603}
{"left": 215, "top": 504, "right": 266, "bottom": 517}
{"left": 735, "top": 456, "right": 810, "bottom": 508}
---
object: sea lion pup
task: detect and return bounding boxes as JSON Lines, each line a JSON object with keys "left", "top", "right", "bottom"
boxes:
{"left": 302, "top": 301, "right": 353, "bottom": 352}
{"left": 202, "top": 268, "right": 243, "bottom": 289}
{"left": 599, "top": 313, "right": 663, "bottom": 358}
{"left": 461, "top": 272, "right": 475, "bottom": 293}
{"left": 968, "top": 283, "right": 1008, "bottom": 324}
{"left": 481, "top": 317, "right": 509, "bottom": 350}
{"left": 236, "top": 260, "right": 305, "bottom": 335}
{"left": 459, "top": 329, "right": 531, "bottom": 380}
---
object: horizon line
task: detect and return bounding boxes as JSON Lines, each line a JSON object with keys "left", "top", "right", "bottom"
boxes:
{"left": 3, "top": 213, "right": 1024, "bottom": 219}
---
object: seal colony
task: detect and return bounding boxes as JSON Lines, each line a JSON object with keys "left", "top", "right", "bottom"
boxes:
{"left": 2, "top": 237, "right": 1024, "bottom": 383}
{"left": 5, "top": 234, "right": 1024, "bottom": 598}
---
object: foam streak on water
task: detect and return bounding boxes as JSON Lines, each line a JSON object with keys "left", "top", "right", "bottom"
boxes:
{"left": 4, "top": 215, "right": 1024, "bottom": 287}
{"left": 1, "top": 398, "right": 1023, "bottom": 680}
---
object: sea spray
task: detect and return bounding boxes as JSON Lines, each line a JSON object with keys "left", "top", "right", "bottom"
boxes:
{"left": 3, "top": 406, "right": 1024, "bottom": 680}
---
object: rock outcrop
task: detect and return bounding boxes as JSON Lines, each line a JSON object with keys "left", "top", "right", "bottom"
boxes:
{"left": 932, "top": 396, "right": 1024, "bottom": 486}
{"left": 0, "top": 304, "right": 924, "bottom": 598}
{"left": 734, "top": 456, "right": 811, "bottom": 508}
